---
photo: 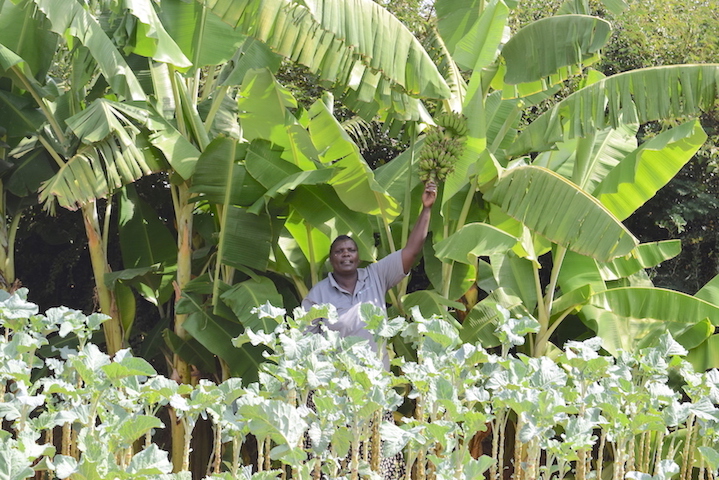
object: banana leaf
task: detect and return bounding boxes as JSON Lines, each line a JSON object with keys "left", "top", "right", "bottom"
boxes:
{"left": 308, "top": 99, "right": 400, "bottom": 222}
{"left": 0, "top": 0, "right": 57, "bottom": 79}
{"left": 434, "top": 223, "right": 518, "bottom": 265}
{"left": 594, "top": 119, "right": 707, "bottom": 220}
{"left": 125, "top": 0, "right": 192, "bottom": 68}
{"left": 220, "top": 277, "right": 283, "bottom": 332}
{"left": 451, "top": 0, "right": 508, "bottom": 72}
{"left": 532, "top": 124, "right": 638, "bottom": 193}
{"left": 598, "top": 240, "right": 681, "bottom": 281}
{"left": 510, "top": 64, "right": 719, "bottom": 155}
{"left": 485, "top": 165, "right": 638, "bottom": 261}
{"left": 158, "top": 0, "right": 247, "bottom": 68}
{"left": 587, "top": 287, "right": 719, "bottom": 354}
{"left": 502, "top": 15, "right": 611, "bottom": 85}
{"left": 33, "top": 0, "right": 146, "bottom": 101}
{"left": 200, "top": 0, "right": 450, "bottom": 107}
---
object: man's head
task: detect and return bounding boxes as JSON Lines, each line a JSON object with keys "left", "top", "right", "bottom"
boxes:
{"left": 329, "top": 235, "right": 359, "bottom": 275}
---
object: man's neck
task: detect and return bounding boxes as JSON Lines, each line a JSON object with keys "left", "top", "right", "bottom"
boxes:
{"left": 332, "top": 270, "right": 358, "bottom": 294}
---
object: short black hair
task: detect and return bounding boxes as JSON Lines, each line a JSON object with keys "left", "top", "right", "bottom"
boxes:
{"left": 330, "top": 235, "right": 357, "bottom": 253}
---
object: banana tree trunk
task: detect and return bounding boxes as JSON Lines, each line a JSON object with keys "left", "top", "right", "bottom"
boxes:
{"left": 81, "top": 202, "right": 123, "bottom": 354}
{"left": 171, "top": 181, "right": 194, "bottom": 472}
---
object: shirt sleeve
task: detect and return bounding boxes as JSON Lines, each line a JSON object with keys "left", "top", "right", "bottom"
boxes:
{"left": 370, "top": 249, "right": 407, "bottom": 292}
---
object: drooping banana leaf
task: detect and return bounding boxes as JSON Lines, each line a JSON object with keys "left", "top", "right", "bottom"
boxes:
{"left": 485, "top": 165, "right": 638, "bottom": 261}
{"left": 451, "top": 0, "right": 509, "bottom": 72}
{"left": 238, "top": 69, "right": 318, "bottom": 170}
{"left": 510, "top": 64, "right": 719, "bottom": 155}
{"left": 0, "top": 0, "right": 57, "bottom": 79}
{"left": 219, "top": 206, "right": 273, "bottom": 272}
{"left": 39, "top": 135, "right": 161, "bottom": 212}
{"left": 434, "top": 223, "right": 518, "bottom": 265}
{"left": 32, "top": 0, "right": 147, "bottom": 101}
{"left": 502, "top": 15, "right": 611, "bottom": 85}
{"left": 686, "top": 335, "right": 719, "bottom": 371}
{"left": 587, "top": 287, "right": 719, "bottom": 354}
{"left": 124, "top": 0, "right": 192, "bottom": 68}
{"left": 199, "top": 0, "right": 450, "bottom": 103}
{"left": 38, "top": 100, "right": 169, "bottom": 211}
{"left": 594, "top": 119, "right": 707, "bottom": 220}
{"left": 308, "top": 98, "right": 400, "bottom": 222}
{"left": 598, "top": 240, "right": 681, "bottom": 281}
{"left": 533, "top": 124, "right": 638, "bottom": 192}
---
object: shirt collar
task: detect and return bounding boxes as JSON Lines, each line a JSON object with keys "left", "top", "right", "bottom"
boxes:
{"left": 328, "top": 267, "right": 368, "bottom": 293}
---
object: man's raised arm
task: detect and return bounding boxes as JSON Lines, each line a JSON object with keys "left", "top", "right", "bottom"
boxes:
{"left": 401, "top": 181, "right": 437, "bottom": 274}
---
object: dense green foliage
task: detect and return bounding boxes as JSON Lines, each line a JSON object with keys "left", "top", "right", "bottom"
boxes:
{"left": 1, "top": 0, "right": 719, "bottom": 475}
{"left": 4, "top": 289, "right": 719, "bottom": 479}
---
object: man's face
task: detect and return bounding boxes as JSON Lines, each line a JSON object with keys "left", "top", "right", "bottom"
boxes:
{"left": 330, "top": 239, "right": 359, "bottom": 274}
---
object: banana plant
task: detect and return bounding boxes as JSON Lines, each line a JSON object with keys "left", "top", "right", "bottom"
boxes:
{"left": 369, "top": 0, "right": 719, "bottom": 363}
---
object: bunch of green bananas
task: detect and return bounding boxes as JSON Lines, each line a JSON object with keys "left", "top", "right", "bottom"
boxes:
{"left": 418, "top": 112, "right": 468, "bottom": 183}
{"left": 436, "top": 111, "right": 469, "bottom": 137}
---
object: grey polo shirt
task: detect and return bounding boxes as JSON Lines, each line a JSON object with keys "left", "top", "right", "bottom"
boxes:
{"left": 301, "top": 249, "right": 406, "bottom": 357}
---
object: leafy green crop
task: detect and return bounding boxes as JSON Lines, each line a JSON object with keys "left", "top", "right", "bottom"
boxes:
{"left": 2, "top": 290, "right": 719, "bottom": 479}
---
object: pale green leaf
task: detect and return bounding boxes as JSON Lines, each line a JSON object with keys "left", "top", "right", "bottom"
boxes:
{"left": 485, "top": 165, "right": 638, "bottom": 261}
{"left": 125, "top": 0, "right": 192, "bottom": 67}
{"left": 594, "top": 119, "right": 707, "bottom": 220}
{"left": 34, "top": 0, "right": 146, "bottom": 100}
{"left": 159, "top": 0, "right": 246, "bottom": 67}
{"left": 202, "top": 0, "right": 450, "bottom": 104}
{"left": 503, "top": 15, "right": 611, "bottom": 85}
{"left": 308, "top": 99, "right": 400, "bottom": 221}
{"left": 434, "top": 223, "right": 517, "bottom": 264}
{"left": 557, "top": 249, "right": 606, "bottom": 295}
{"left": 598, "top": 240, "right": 681, "bottom": 281}
{"left": 511, "top": 65, "right": 719, "bottom": 155}
{"left": 587, "top": 288, "right": 719, "bottom": 354}
{"left": 696, "top": 274, "right": 719, "bottom": 305}
{"left": 452, "top": 0, "right": 508, "bottom": 72}
{"left": 532, "top": 124, "right": 638, "bottom": 193}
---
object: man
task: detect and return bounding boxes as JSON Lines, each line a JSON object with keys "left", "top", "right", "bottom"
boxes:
{"left": 301, "top": 181, "right": 437, "bottom": 360}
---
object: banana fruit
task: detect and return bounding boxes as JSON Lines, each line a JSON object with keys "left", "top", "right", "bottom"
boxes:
{"left": 418, "top": 112, "right": 468, "bottom": 183}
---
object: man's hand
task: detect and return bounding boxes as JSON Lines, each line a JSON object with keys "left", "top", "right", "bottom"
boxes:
{"left": 422, "top": 181, "right": 437, "bottom": 209}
